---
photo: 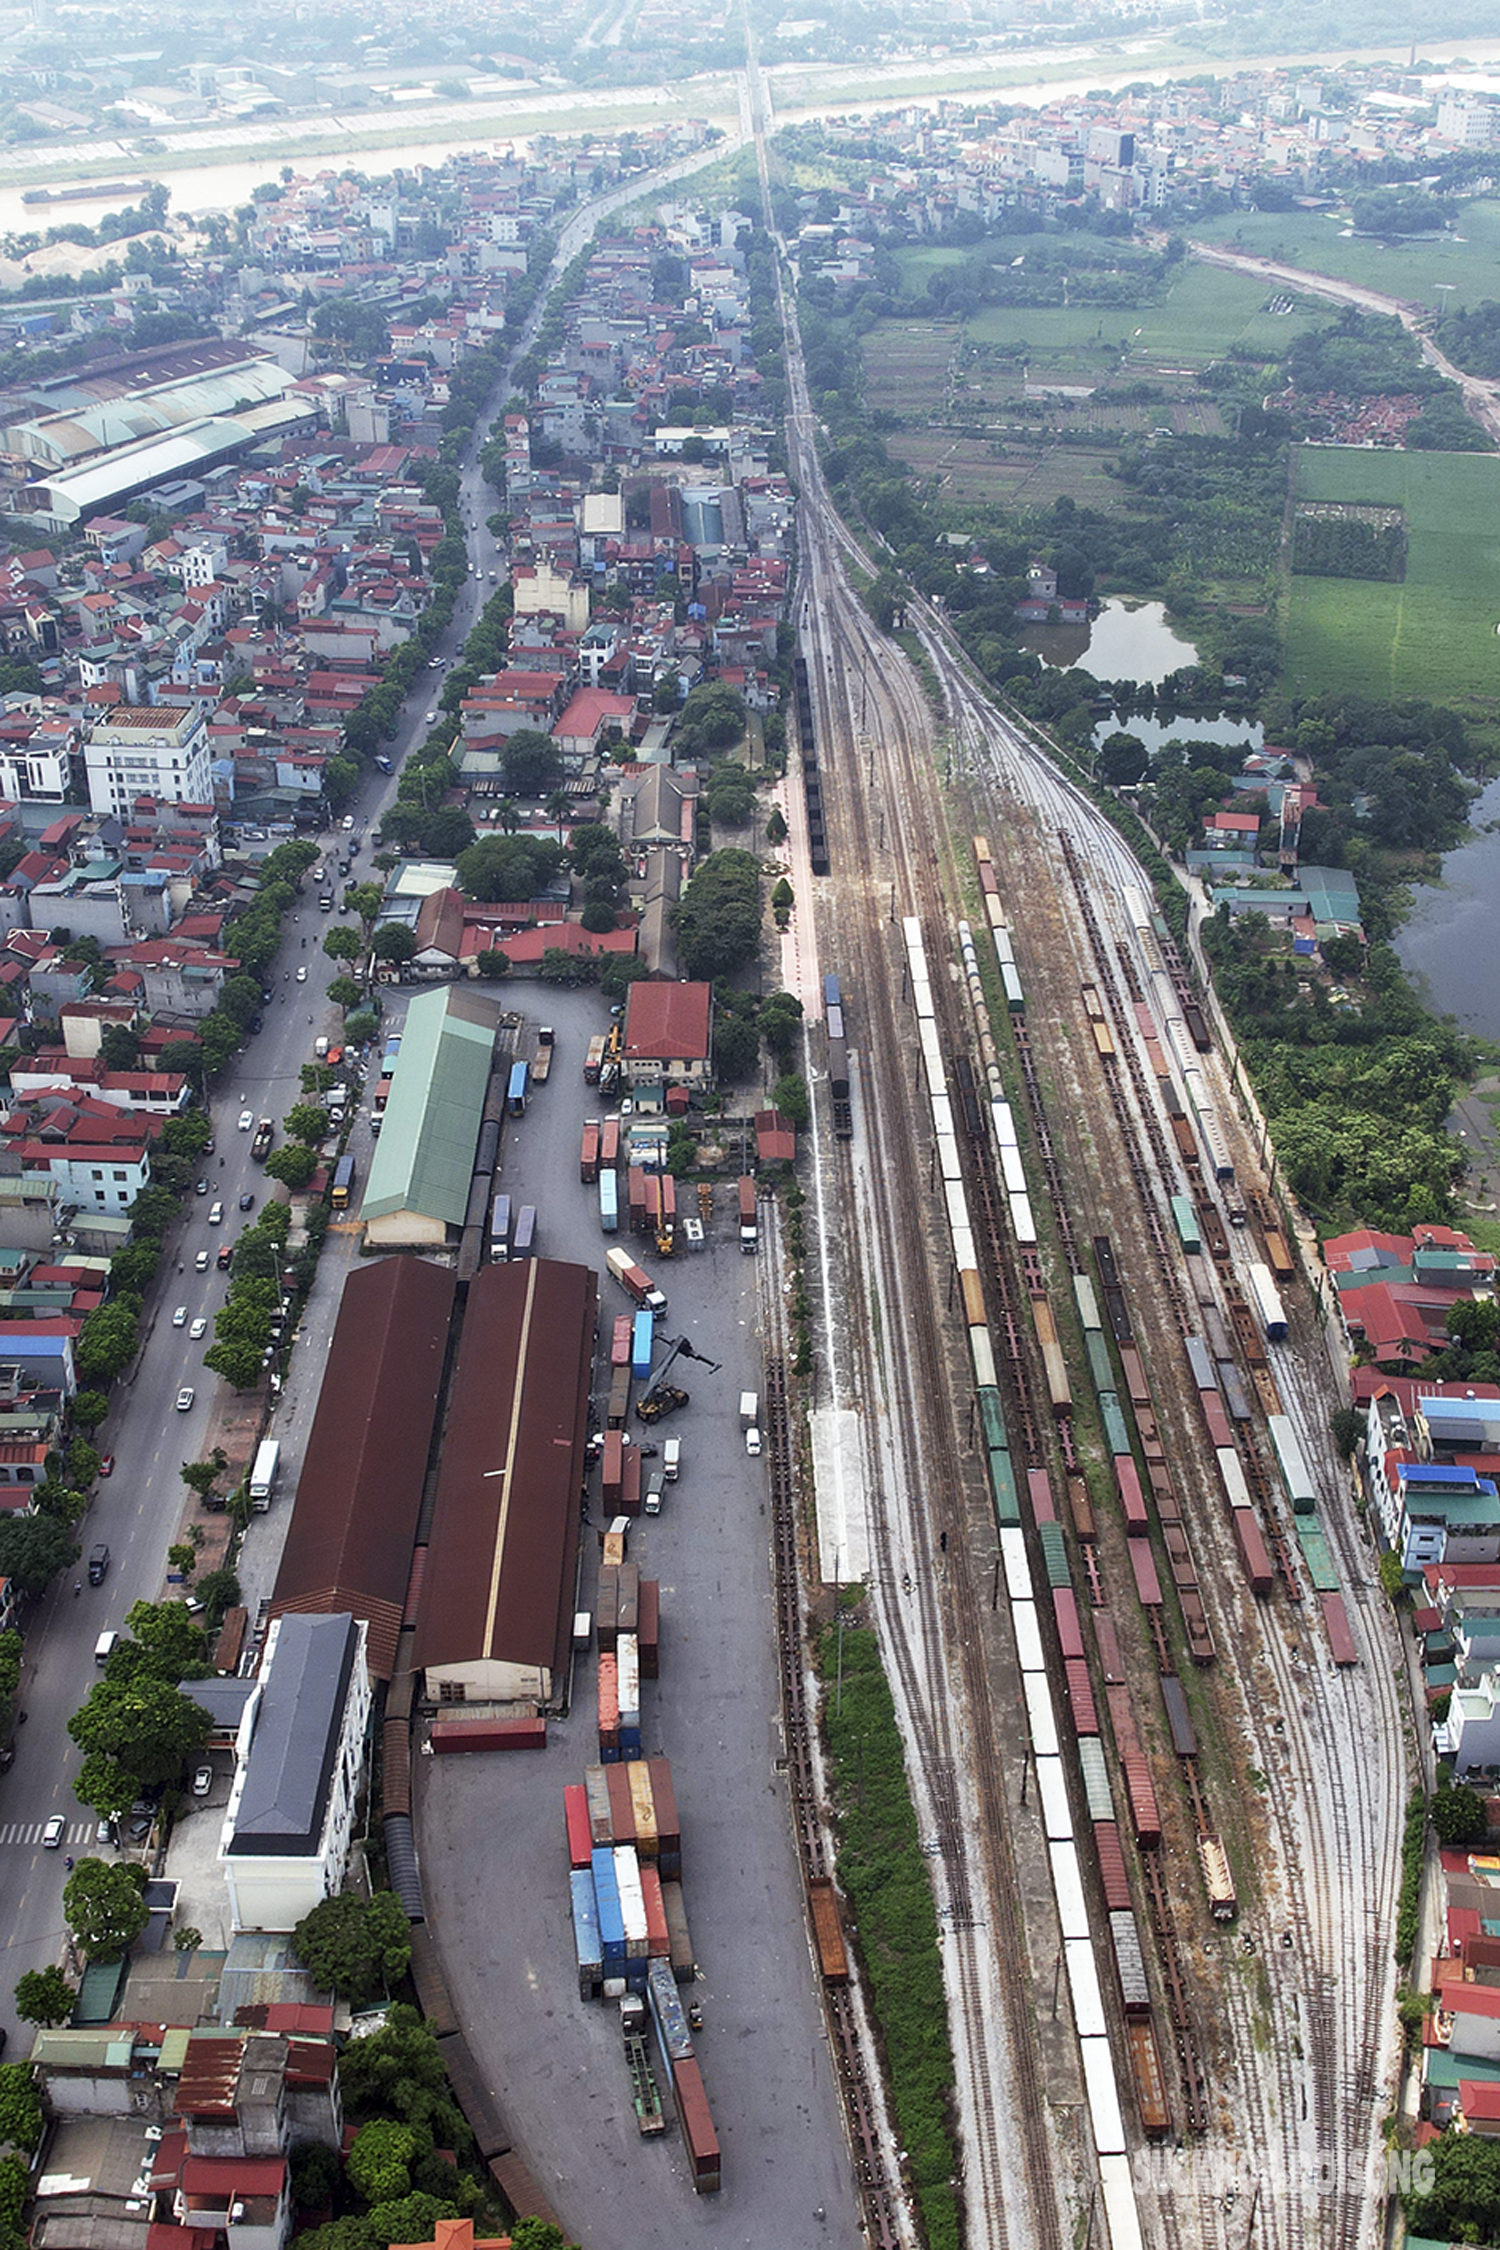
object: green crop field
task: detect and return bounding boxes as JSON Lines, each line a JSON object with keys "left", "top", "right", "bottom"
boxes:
{"left": 1189, "top": 199, "right": 1500, "bottom": 314}
{"left": 1284, "top": 448, "right": 1500, "bottom": 708}
{"left": 962, "top": 257, "right": 1326, "bottom": 372}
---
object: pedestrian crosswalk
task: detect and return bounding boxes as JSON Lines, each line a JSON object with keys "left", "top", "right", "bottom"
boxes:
{"left": 0, "top": 1821, "right": 94, "bottom": 1847}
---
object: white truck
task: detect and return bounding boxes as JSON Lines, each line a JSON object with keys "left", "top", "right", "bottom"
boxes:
{"left": 249, "top": 1438, "right": 280, "bottom": 1512}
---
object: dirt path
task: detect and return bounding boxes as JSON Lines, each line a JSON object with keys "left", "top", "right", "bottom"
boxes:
{"left": 1192, "top": 239, "right": 1500, "bottom": 445}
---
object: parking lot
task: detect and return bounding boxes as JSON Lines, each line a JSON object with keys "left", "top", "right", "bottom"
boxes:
{"left": 413, "top": 981, "right": 862, "bottom": 2245}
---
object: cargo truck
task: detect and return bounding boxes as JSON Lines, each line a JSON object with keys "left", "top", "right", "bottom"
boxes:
{"left": 584, "top": 1034, "right": 607, "bottom": 1085}
{"left": 580, "top": 1121, "right": 600, "bottom": 1184}
{"left": 620, "top": 1994, "right": 666, "bottom": 2133}
{"left": 532, "top": 1026, "right": 554, "bottom": 1084}
{"left": 599, "top": 1170, "right": 619, "bottom": 1232}
{"left": 737, "top": 1174, "right": 758, "bottom": 1252}
{"left": 739, "top": 1391, "right": 759, "bottom": 1429}
{"left": 606, "top": 1247, "right": 667, "bottom": 1316}
{"left": 249, "top": 1438, "right": 280, "bottom": 1511}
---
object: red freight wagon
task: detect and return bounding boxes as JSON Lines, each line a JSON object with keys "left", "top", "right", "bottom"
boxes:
{"left": 1232, "top": 1508, "right": 1274, "bottom": 1597}
{"left": 1128, "top": 1540, "right": 1163, "bottom": 1607}
{"left": 1064, "top": 1656, "right": 1098, "bottom": 1737}
{"left": 1095, "top": 1612, "right": 1124, "bottom": 1684}
{"left": 1114, "top": 1454, "right": 1149, "bottom": 1535}
{"left": 1117, "top": 1344, "right": 1151, "bottom": 1407}
{"left": 809, "top": 1874, "right": 850, "bottom": 1985}
{"left": 1123, "top": 1753, "right": 1162, "bottom": 1847}
{"left": 600, "top": 1117, "right": 620, "bottom": 1169}
{"left": 1094, "top": 1820, "right": 1132, "bottom": 1912}
{"left": 1200, "top": 1390, "right": 1234, "bottom": 1451}
{"left": 1321, "top": 1592, "right": 1358, "bottom": 1666}
{"left": 1027, "top": 1467, "right": 1057, "bottom": 1524}
{"left": 564, "top": 1784, "right": 592, "bottom": 1871}
{"left": 1126, "top": 2018, "right": 1172, "bottom": 2139}
{"left": 672, "top": 2056, "right": 721, "bottom": 2192}
{"left": 1052, "top": 1587, "right": 1084, "bottom": 1662}
{"left": 1068, "top": 1475, "right": 1097, "bottom": 1542}
{"left": 638, "top": 1577, "right": 659, "bottom": 1679}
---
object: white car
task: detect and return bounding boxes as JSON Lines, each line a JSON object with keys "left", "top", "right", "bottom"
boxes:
{"left": 191, "top": 1765, "right": 213, "bottom": 1799}
{"left": 172, "top": 1305, "right": 187, "bottom": 1327}
{"left": 175, "top": 1386, "right": 195, "bottom": 1412}
{"left": 189, "top": 1316, "right": 207, "bottom": 1340}
{"left": 745, "top": 1426, "right": 762, "bottom": 1458}
{"left": 238, "top": 1109, "right": 255, "bottom": 1131}
{"left": 341, "top": 814, "right": 355, "bottom": 831}
{"left": 42, "top": 1815, "right": 65, "bottom": 1850}
{"left": 296, "top": 965, "right": 308, "bottom": 983}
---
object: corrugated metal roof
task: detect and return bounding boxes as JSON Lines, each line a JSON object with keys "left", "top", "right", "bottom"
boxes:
{"left": 269, "top": 1257, "right": 454, "bottom": 1679}
{"left": 11, "top": 359, "right": 295, "bottom": 467}
{"left": 414, "top": 1259, "right": 595, "bottom": 1687}
{"left": 226, "top": 1612, "right": 358, "bottom": 1858}
{"left": 33, "top": 400, "right": 319, "bottom": 522}
{"left": 362, "top": 986, "right": 502, "bottom": 1229}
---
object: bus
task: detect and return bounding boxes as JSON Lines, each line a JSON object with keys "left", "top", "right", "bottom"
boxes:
{"left": 331, "top": 1154, "right": 356, "bottom": 1210}
{"left": 507, "top": 1060, "right": 529, "bottom": 1117}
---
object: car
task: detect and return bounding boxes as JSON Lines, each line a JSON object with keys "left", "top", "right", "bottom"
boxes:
{"left": 195, "top": 1249, "right": 210, "bottom": 1271}
{"left": 94, "top": 1817, "right": 115, "bottom": 1847}
{"left": 88, "top": 1543, "right": 109, "bottom": 1584}
{"left": 42, "top": 1815, "right": 65, "bottom": 1849}
{"left": 428, "top": 658, "right": 440, "bottom": 669}
{"left": 238, "top": 1192, "right": 254, "bottom": 1212}
{"left": 216, "top": 1244, "right": 234, "bottom": 1270}
{"left": 341, "top": 814, "right": 355, "bottom": 831}
{"left": 425, "top": 709, "right": 437, "bottom": 724}
{"left": 296, "top": 965, "right": 307, "bottom": 983}
{"left": 250, "top": 1015, "right": 264, "bottom": 1035}
{"left": 175, "top": 1386, "right": 195, "bottom": 1412}
{"left": 126, "top": 1814, "right": 152, "bottom": 1843}
{"left": 208, "top": 1201, "right": 223, "bottom": 1224}
{"left": 172, "top": 1304, "right": 188, "bottom": 1327}
{"left": 191, "top": 1765, "right": 213, "bottom": 1799}
{"left": 238, "top": 1109, "right": 255, "bottom": 1131}
{"left": 189, "top": 1317, "right": 207, "bottom": 1340}
{"left": 195, "top": 1178, "right": 208, "bottom": 1195}
{"left": 98, "top": 1454, "right": 114, "bottom": 1478}
{"left": 745, "top": 1426, "right": 762, "bottom": 1458}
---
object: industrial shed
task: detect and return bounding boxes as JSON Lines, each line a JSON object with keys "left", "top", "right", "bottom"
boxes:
{"left": 269, "top": 1257, "right": 455, "bottom": 1677}
{"left": 415, "top": 1258, "right": 596, "bottom": 1707}
{"left": 362, "top": 986, "right": 504, "bottom": 1250}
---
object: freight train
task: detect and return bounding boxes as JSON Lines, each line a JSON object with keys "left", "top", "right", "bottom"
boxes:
{"left": 823, "top": 971, "right": 853, "bottom": 1138}
{"left": 793, "top": 655, "right": 829, "bottom": 876}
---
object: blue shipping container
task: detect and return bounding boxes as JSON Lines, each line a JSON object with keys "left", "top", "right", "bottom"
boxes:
{"left": 599, "top": 1171, "right": 618, "bottom": 1232}
{"left": 570, "top": 1869, "right": 602, "bottom": 1993}
{"left": 631, "top": 1311, "right": 654, "bottom": 1381}
{"left": 507, "top": 1060, "right": 529, "bottom": 1116}
{"left": 591, "top": 1848, "right": 625, "bottom": 1962}
{"left": 648, "top": 1956, "right": 694, "bottom": 2063}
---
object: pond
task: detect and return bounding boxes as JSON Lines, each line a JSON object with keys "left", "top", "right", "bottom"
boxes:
{"left": 1396, "top": 770, "right": 1500, "bottom": 1044}
{"left": 1018, "top": 596, "right": 1202, "bottom": 686}
{"left": 1091, "top": 711, "right": 1265, "bottom": 760}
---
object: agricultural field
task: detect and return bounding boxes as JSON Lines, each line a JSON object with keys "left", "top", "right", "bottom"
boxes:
{"left": 964, "top": 258, "right": 1327, "bottom": 371}
{"left": 890, "top": 428, "right": 1127, "bottom": 511}
{"left": 1188, "top": 199, "right": 1500, "bottom": 315}
{"left": 1283, "top": 447, "right": 1500, "bottom": 709}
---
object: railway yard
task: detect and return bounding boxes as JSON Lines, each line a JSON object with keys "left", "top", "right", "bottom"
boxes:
{"left": 765, "top": 123, "right": 1411, "bottom": 2250}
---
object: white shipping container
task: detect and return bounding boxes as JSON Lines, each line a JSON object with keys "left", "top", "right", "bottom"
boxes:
{"left": 1023, "top": 1670, "right": 1059, "bottom": 1759}
{"left": 1050, "top": 1841, "right": 1091, "bottom": 1941}
{"left": 936, "top": 1133, "right": 964, "bottom": 1184}
{"left": 1079, "top": 2036, "right": 1128, "bottom": 2157}
{"left": 616, "top": 1635, "right": 640, "bottom": 1723}
{"left": 1000, "top": 1144, "right": 1028, "bottom": 1196}
{"left": 911, "top": 977, "right": 934, "bottom": 1021}
{"left": 992, "top": 1100, "right": 1018, "bottom": 1149}
{"left": 930, "top": 1094, "right": 955, "bottom": 1140}
{"left": 1035, "top": 1753, "right": 1073, "bottom": 1842}
{"left": 951, "top": 1223, "right": 977, "bottom": 1274}
{"left": 1010, "top": 1192, "right": 1037, "bottom": 1246}
{"left": 1011, "top": 1599, "right": 1045, "bottom": 1674}
{"left": 944, "top": 1180, "right": 971, "bottom": 1240}
{"left": 1000, "top": 1526, "right": 1032, "bottom": 1602}
{"left": 1216, "top": 1446, "right": 1252, "bottom": 1515}
{"left": 969, "top": 1326, "right": 997, "bottom": 1392}
{"left": 613, "top": 1846, "right": 649, "bottom": 1958}
{"left": 1065, "top": 1936, "right": 1108, "bottom": 2040}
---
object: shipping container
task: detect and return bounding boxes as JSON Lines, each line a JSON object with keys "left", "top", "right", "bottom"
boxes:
{"left": 592, "top": 1849, "right": 625, "bottom": 1970}
{"left": 1170, "top": 1195, "right": 1202, "bottom": 1255}
{"left": 606, "top": 1760, "right": 636, "bottom": 1846}
{"left": 617, "top": 1635, "right": 640, "bottom": 1727}
{"left": 640, "top": 1861, "right": 671, "bottom": 1958}
{"left": 512, "top": 1204, "right": 536, "bottom": 1260}
{"left": 580, "top": 1121, "right": 600, "bottom": 1184}
{"left": 1038, "top": 1520, "right": 1072, "bottom": 1591}
{"left": 1064, "top": 1656, "right": 1098, "bottom": 1737}
{"left": 584, "top": 1765, "right": 613, "bottom": 1847}
{"left": 638, "top": 1578, "right": 659, "bottom": 1679}
{"left": 627, "top": 1761, "right": 657, "bottom": 1857}
{"left": 1321, "top": 1591, "right": 1358, "bottom": 1666}
{"left": 1268, "top": 1414, "right": 1317, "bottom": 1513}
{"left": 1184, "top": 1336, "right": 1217, "bottom": 1393}
{"left": 600, "top": 1117, "right": 620, "bottom": 1170}
{"left": 611, "top": 1315, "right": 633, "bottom": 1369}
{"left": 1123, "top": 1753, "right": 1162, "bottom": 1847}
{"left": 1079, "top": 1739, "right": 1114, "bottom": 1824}
{"left": 672, "top": 2054, "right": 721, "bottom": 2192}
{"left": 598, "top": 1653, "right": 620, "bottom": 1758}
{"left": 631, "top": 1310, "right": 654, "bottom": 1382}
{"left": 1216, "top": 1445, "right": 1252, "bottom": 1515}
{"left": 1114, "top": 1454, "right": 1149, "bottom": 1536}
{"left": 571, "top": 1868, "right": 602, "bottom": 1998}
{"left": 1052, "top": 1587, "right": 1085, "bottom": 1662}
{"left": 490, "top": 1194, "right": 511, "bottom": 1261}
{"left": 564, "top": 1784, "right": 593, "bottom": 1871}
{"left": 1101, "top": 1391, "right": 1132, "bottom": 1459}
{"left": 1094, "top": 1821, "right": 1132, "bottom": 1913}
{"left": 430, "top": 1718, "right": 546, "bottom": 1751}
{"left": 617, "top": 1564, "right": 639, "bottom": 1638}
{"left": 1160, "top": 1673, "right": 1197, "bottom": 1760}
{"left": 1200, "top": 1390, "right": 1234, "bottom": 1451}
{"left": 648, "top": 1758, "right": 681, "bottom": 1879}
{"left": 599, "top": 1170, "right": 619, "bottom": 1233}
{"left": 1109, "top": 1909, "right": 1151, "bottom": 2013}
{"left": 1295, "top": 1519, "right": 1340, "bottom": 1595}
{"left": 662, "top": 1877, "right": 696, "bottom": 1982}
{"left": 615, "top": 1845, "right": 649, "bottom": 1960}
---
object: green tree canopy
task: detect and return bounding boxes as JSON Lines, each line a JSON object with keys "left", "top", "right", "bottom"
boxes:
{"left": 0, "top": 1512, "right": 79, "bottom": 1595}
{"left": 14, "top": 1965, "right": 76, "bottom": 2027}
{"left": 346, "top": 2121, "right": 417, "bottom": 2206}
{"left": 63, "top": 1857, "right": 149, "bottom": 1961}
{"left": 290, "top": 1891, "right": 412, "bottom": 2007}
{"left": 674, "top": 849, "right": 762, "bottom": 980}
{"left": 265, "top": 1143, "right": 319, "bottom": 1191}
{"left": 0, "top": 2063, "right": 42, "bottom": 2153}
{"left": 499, "top": 728, "right": 563, "bottom": 796}
{"left": 68, "top": 1673, "right": 211, "bottom": 1790}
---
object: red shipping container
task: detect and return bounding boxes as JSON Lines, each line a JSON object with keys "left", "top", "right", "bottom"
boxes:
{"left": 1232, "top": 1507, "right": 1273, "bottom": 1597}
{"left": 596, "top": 1565, "right": 619, "bottom": 1651}
{"left": 564, "top": 1784, "right": 592, "bottom": 1870}
{"left": 648, "top": 1756, "right": 681, "bottom": 1877}
{"left": 1321, "top": 1592, "right": 1357, "bottom": 1667}
{"left": 628, "top": 1167, "right": 648, "bottom": 1232}
{"left": 1095, "top": 1612, "right": 1124, "bottom": 1683}
{"left": 1129, "top": 1539, "right": 1163, "bottom": 1608}
{"left": 1027, "top": 1468, "right": 1056, "bottom": 1524}
{"left": 611, "top": 1315, "right": 633, "bottom": 1367}
{"left": 1114, "top": 1454, "right": 1149, "bottom": 1536}
{"left": 1094, "top": 1820, "right": 1132, "bottom": 1912}
{"left": 617, "top": 1562, "right": 639, "bottom": 1637}
{"left": 605, "top": 1761, "right": 635, "bottom": 1845}
{"left": 1064, "top": 1656, "right": 1097, "bottom": 1737}
{"left": 621, "top": 1445, "right": 642, "bottom": 1517}
{"left": 1052, "top": 1587, "right": 1084, "bottom": 1662}
{"left": 638, "top": 1578, "right": 659, "bottom": 1679}
{"left": 598, "top": 1654, "right": 619, "bottom": 1747}
{"left": 672, "top": 2055, "right": 721, "bottom": 2192}
{"left": 1118, "top": 1343, "right": 1151, "bottom": 1407}
{"left": 602, "top": 1430, "right": 624, "bottom": 1503}
{"left": 431, "top": 1718, "right": 546, "bottom": 1752}
{"left": 1123, "top": 1753, "right": 1162, "bottom": 1846}
{"left": 639, "top": 1861, "right": 671, "bottom": 1958}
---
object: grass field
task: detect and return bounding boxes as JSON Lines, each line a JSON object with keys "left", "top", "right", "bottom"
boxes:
{"left": 1284, "top": 448, "right": 1500, "bottom": 708}
{"left": 963, "top": 258, "right": 1327, "bottom": 370}
{"left": 1189, "top": 199, "right": 1500, "bottom": 314}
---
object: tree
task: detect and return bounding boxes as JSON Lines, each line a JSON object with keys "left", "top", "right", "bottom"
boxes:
{"left": 76, "top": 1301, "right": 142, "bottom": 1385}
{"left": 98, "top": 1024, "right": 141, "bottom": 1070}
{"left": 63, "top": 1857, "right": 149, "bottom": 1962}
{"left": 599, "top": 954, "right": 649, "bottom": 1004}
{"left": 266, "top": 1143, "right": 319, "bottom": 1191}
{"left": 180, "top": 1452, "right": 228, "bottom": 1507}
{"left": 14, "top": 1965, "right": 76, "bottom": 2027}
{"left": 1433, "top": 1781, "right": 1489, "bottom": 1847}
{"left": 770, "top": 876, "right": 794, "bottom": 930}
{"left": 193, "top": 1567, "right": 241, "bottom": 1633}
{"left": 334, "top": 2007, "right": 467, "bottom": 2148}
{"left": 510, "top": 2224, "right": 581, "bottom": 2250}
{"left": 347, "top": 2122, "right": 417, "bottom": 2206}
{"left": 499, "top": 728, "right": 562, "bottom": 796}
{"left": 674, "top": 849, "right": 762, "bottom": 980}
{"left": 291, "top": 1891, "right": 412, "bottom": 2007}
{"left": 1098, "top": 731, "right": 1149, "bottom": 788}
{"left": 70, "top": 1390, "right": 109, "bottom": 1434}
{"left": 173, "top": 1926, "right": 203, "bottom": 1952}
{"left": 324, "top": 926, "right": 363, "bottom": 963}
{"left": 773, "top": 1073, "right": 810, "bottom": 1130}
{"left": 423, "top": 806, "right": 477, "bottom": 860}
{"left": 0, "top": 2147, "right": 31, "bottom": 2241}
{"left": 68, "top": 1674, "right": 210, "bottom": 1790}
{"left": 346, "top": 883, "right": 384, "bottom": 925}
{"left": 713, "top": 1013, "right": 760, "bottom": 1083}
{"left": 0, "top": 1512, "right": 78, "bottom": 1595}
{"left": 286, "top": 1103, "right": 331, "bottom": 1146}
{"left": 760, "top": 990, "right": 804, "bottom": 1070}
{"left": 1406, "top": 2130, "right": 1500, "bottom": 2243}
{"left": 765, "top": 806, "right": 787, "bottom": 846}
{"left": 328, "top": 977, "right": 363, "bottom": 1011}
{"left": 345, "top": 1010, "right": 380, "bottom": 1044}
{"left": 290, "top": 2143, "right": 343, "bottom": 2213}
{"left": 0, "top": 2063, "right": 42, "bottom": 2153}
{"left": 372, "top": 925, "right": 417, "bottom": 965}
{"left": 124, "top": 1600, "right": 209, "bottom": 1680}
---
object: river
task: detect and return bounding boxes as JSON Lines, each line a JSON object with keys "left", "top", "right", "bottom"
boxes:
{"left": 1396, "top": 771, "right": 1500, "bottom": 1042}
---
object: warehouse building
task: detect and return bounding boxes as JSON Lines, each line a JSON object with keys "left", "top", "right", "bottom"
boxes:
{"left": 268, "top": 1256, "right": 455, "bottom": 1677}
{"left": 414, "top": 1258, "right": 596, "bottom": 1708}
{"left": 361, "top": 986, "right": 504, "bottom": 1250}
